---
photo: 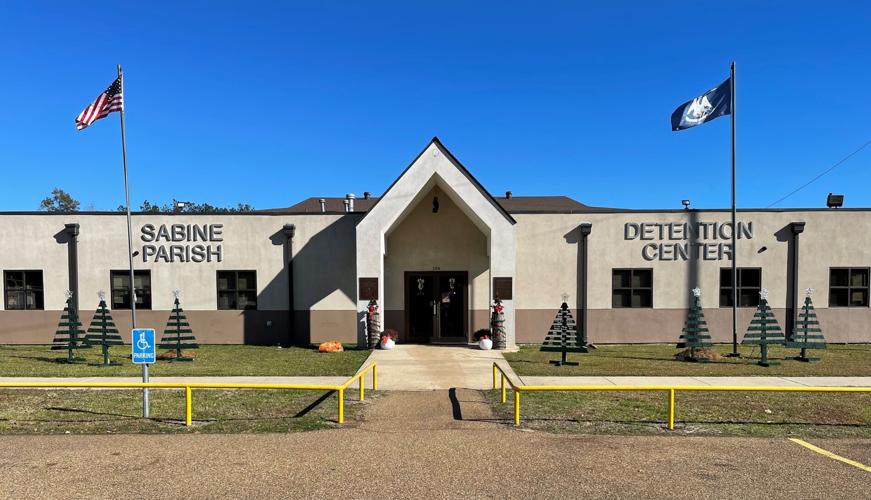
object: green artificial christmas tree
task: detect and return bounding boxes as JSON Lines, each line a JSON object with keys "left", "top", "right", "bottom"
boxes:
{"left": 741, "top": 288, "right": 785, "bottom": 367}
{"left": 677, "top": 287, "right": 713, "bottom": 362}
{"left": 51, "top": 290, "right": 91, "bottom": 363}
{"left": 786, "top": 288, "right": 826, "bottom": 362}
{"left": 85, "top": 291, "right": 124, "bottom": 366}
{"left": 541, "top": 294, "right": 587, "bottom": 366}
{"left": 157, "top": 290, "right": 198, "bottom": 361}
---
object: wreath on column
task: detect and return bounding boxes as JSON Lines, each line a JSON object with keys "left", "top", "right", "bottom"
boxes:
{"left": 366, "top": 299, "right": 381, "bottom": 349}
{"left": 490, "top": 298, "right": 507, "bottom": 350}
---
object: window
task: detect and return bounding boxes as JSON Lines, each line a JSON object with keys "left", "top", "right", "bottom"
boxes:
{"left": 217, "top": 271, "right": 257, "bottom": 310}
{"left": 720, "top": 268, "right": 761, "bottom": 307}
{"left": 4, "top": 271, "right": 44, "bottom": 310}
{"left": 829, "top": 268, "right": 869, "bottom": 307}
{"left": 110, "top": 270, "right": 152, "bottom": 310}
{"left": 612, "top": 269, "right": 652, "bottom": 308}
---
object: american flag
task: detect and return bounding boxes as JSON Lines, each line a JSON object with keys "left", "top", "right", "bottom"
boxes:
{"left": 75, "top": 77, "right": 123, "bottom": 130}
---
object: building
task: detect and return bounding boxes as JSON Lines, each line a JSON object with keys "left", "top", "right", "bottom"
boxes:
{"left": 1, "top": 138, "right": 869, "bottom": 346}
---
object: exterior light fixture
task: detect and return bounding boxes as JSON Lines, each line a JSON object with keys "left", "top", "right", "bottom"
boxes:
{"left": 173, "top": 200, "right": 191, "bottom": 212}
{"left": 681, "top": 199, "right": 691, "bottom": 210}
{"left": 826, "top": 193, "right": 844, "bottom": 209}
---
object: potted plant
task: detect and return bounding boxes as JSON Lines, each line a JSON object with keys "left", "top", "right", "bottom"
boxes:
{"left": 380, "top": 329, "right": 397, "bottom": 350}
{"left": 474, "top": 329, "right": 493, "bottom": 350}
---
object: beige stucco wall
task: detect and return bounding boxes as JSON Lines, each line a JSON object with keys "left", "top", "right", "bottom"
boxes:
{"left": 1, "top": 206, "right": 869, "bottom": 345}
{"left": 0, "top": 213, "right": 358, "bottom": 344}
{"left": 514, "top": 209, "right": 871, "bottom": 343}
{"left": 383, "top": 186, "right": 490, "bottom": 339}
{"left": 355, "top": 140, "right": 516, "bottom": 346}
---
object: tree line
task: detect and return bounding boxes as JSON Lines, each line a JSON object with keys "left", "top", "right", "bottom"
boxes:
{"left": 39, "top": 188, "right": 254, "bottom": 213}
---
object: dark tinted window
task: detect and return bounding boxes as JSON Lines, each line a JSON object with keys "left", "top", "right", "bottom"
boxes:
{"left": 111, "top": 270, "right": 152, "bottom": 310}
{"left": 829, "top": 268, "right": 869, "bottom": 307}
{"left": 720, "top": 268, "right": 761, "bottom": 307}
{"left": 612, "top": 269, "right": 652, "bottom": 308}
{"left": 4, "top": 271, "right": 44, "bottom": 310}
{"left": 217, "top": 271, "right": 257, "bottom": 310}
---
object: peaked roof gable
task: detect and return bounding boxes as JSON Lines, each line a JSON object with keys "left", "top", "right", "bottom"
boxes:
{"left": 362, "top": 137, "right": 516, "bottom": 225}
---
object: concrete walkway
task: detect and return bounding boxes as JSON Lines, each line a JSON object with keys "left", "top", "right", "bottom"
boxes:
{"left": 362, "top": 344, "right": 505, "bottom": 390}
{"left": 521, "top": 375, "right": 871, "bottom": 387}
{"left": 0, "top": 376, "right": 348, "bottom": 386}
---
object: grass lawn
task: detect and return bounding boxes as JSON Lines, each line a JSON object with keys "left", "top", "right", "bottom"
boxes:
{"left": 487, "top": 390, "right": 871, "bottom": 438}
{"left": 0, "top": 345, "right": 371, "bottom": 377}
{"left": 506, "top": 344, "right": 871, "bottom": 376}
{"left": 0, "top": 388, "right": 375, "bottom": 434}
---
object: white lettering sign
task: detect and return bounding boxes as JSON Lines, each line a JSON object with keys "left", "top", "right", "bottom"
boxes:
{"left": 624, "top": 221, "right": 752, "bottom": 261}
{"left": 140, "top": 224, "right": 224, "bottom": 263}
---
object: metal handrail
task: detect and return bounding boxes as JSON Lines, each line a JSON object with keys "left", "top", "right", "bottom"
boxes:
{"left": 0, "top": 362, "right": 378, "bottom": 426}
{"left": 493, "top": 362, "right": 871, "bottom": 428}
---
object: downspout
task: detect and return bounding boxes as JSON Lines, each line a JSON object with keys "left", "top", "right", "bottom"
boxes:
{"left": 282, "top": 224, "right": 296, "bottom": 346}
{"left": 579, "top": 223, "right": 592, "bottom": 347}
{"left": 64, "top": 223, "right": 80, "bottom": 313}
{"left": 787, "top": 221, "right": 805, "bottom": 341}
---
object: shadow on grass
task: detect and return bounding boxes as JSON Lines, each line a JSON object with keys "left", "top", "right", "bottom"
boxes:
{"left": 7, "top": 355, "right": 70, "bottom": 364}
{"left": 45, "top": 406, "right": 189, "bottom": 425}
{"left": 508, "top": 415, "right": 871, "bottom": 428}
{"left": 293, "top": 390, "right": 335, "bottom": 418}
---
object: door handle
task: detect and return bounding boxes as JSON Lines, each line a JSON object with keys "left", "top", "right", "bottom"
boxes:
{"left": 433, "top": 301, "right": 437, "bottom": 316}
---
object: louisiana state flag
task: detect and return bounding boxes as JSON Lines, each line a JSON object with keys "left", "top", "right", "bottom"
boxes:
{"left": 671, "top": 77, "right": 732, "bottom": 131}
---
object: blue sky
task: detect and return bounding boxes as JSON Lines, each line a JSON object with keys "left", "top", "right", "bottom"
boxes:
{"left": 1, "top": 1, "right": 869, "bottom": 211}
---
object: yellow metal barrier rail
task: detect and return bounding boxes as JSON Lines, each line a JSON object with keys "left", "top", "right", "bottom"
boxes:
{"left": 0, "top": 362, "right": 377, "bottom": 426}
{"left": 493, "top": 362, "right": 871, "bottom": 428}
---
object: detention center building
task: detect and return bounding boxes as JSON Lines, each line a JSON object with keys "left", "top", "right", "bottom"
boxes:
{"left": 1, "top": 138, "right": 869, "bottom": 348}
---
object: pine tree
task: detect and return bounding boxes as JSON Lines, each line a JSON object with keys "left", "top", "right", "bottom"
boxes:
{"left": 677, "top": 287, "right": 713, "bottom": 362}
{"left": 540, "top": 296, "right": 587, "bottom": 366}
{"left": 85, "top": 292, "right": 124, "bottom": 366}
{"left": 51, "top": 291, "right": 91, "bottom": 363}
{"left": 786, "top": 288, "right": 826, "bottom": 362}
{"left": 741, "top": 288, "right": 785, "bottom": 367}
{"left": 157, "top": 291, "right": 198, "bottom": 361}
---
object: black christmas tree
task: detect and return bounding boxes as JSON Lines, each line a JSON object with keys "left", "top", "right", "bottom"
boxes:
{"left": 51, "top": 291, "right": 91, "bottom": 363}
{"left": 677, "top": 287, "right": 713, "bottom": 362}
{"left": 541, "top": 294, "right": 588, "bottom": 366}
{"left": 786, "top": 288, "right": 826, "bottom": 362}
{"left": 741, "top": 288, "right": 786, "bottom": 367}
{"left": 157, "top": 290, "right": 198, "bottom": 361}
{"left": 85, "top": 292, "right": 124, "bottom": 366}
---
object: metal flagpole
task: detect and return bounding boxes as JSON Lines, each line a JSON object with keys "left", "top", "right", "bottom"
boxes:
{"left": 117, "top": 64, "right": 150, "bottom": 416}
{"left": 727, "top": 60, "right": 740, "bottom": 357}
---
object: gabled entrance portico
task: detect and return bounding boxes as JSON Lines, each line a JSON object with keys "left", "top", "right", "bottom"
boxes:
{"left": 355, "top": 138, "right": 516, "bottom": 347}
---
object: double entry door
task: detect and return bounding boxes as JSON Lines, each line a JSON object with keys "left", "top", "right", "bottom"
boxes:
{"left": 405, "top": 271, "right": 468, "bottom": 343}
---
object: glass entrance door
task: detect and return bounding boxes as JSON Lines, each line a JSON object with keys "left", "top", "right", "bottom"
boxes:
{"left": 407, "top": 275, "right": 434, "bottom": 342}
{"left": 405, "top": 272, "right": 468, "bottom": 343}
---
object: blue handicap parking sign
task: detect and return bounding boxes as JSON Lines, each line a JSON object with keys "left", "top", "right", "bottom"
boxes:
{"left": 132, "top": 328, "right": 156, "bottom": 364}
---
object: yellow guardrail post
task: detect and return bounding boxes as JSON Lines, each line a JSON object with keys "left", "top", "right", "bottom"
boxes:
{"left": 514, "top": 389, "right": 521, "bottom": 426}
{"left": 338, "top": 388, "right": 344, "bottom": 424}
{"left": 668, "top": 388, "right": 675, "bottom": 430}
{"left": 185, "top": 386, "right": 192, "bottom": 427}
{"left": 501, "top": 375, "right": 507, "bottom": 404}
{"left": 359, "top": 373, "right": 365, "bottom": 401}
{"left": 492, "top": 364, "right": 498, "bottom": 390}
{"left": 373, "top": 364, "right": 378, "bottom": 390}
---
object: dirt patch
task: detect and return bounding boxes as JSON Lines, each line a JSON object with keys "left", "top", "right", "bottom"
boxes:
{"left": 674, "top": 347, "right": 722, "bottom": 362}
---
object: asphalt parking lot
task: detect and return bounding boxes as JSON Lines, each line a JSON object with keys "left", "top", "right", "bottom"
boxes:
{"left": 0, "top": 391, "right": 867, "bottom": 499}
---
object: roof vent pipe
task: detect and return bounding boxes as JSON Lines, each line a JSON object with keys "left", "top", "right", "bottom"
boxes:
{"left": 318, "top": 198, "right": 326, "bottom": 213}
{"left": 343, "top": 199, "right": 350, "bottom": 212}
{"left": 505, "top": 191, "right": 512, "bottom": 199}
{"left": 346, "top": 193, "right": 355, "bottom": 212}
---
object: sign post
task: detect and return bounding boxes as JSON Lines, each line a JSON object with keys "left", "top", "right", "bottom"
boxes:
{"left": 132, "top": 328, "right": 156, "bottom": 417}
